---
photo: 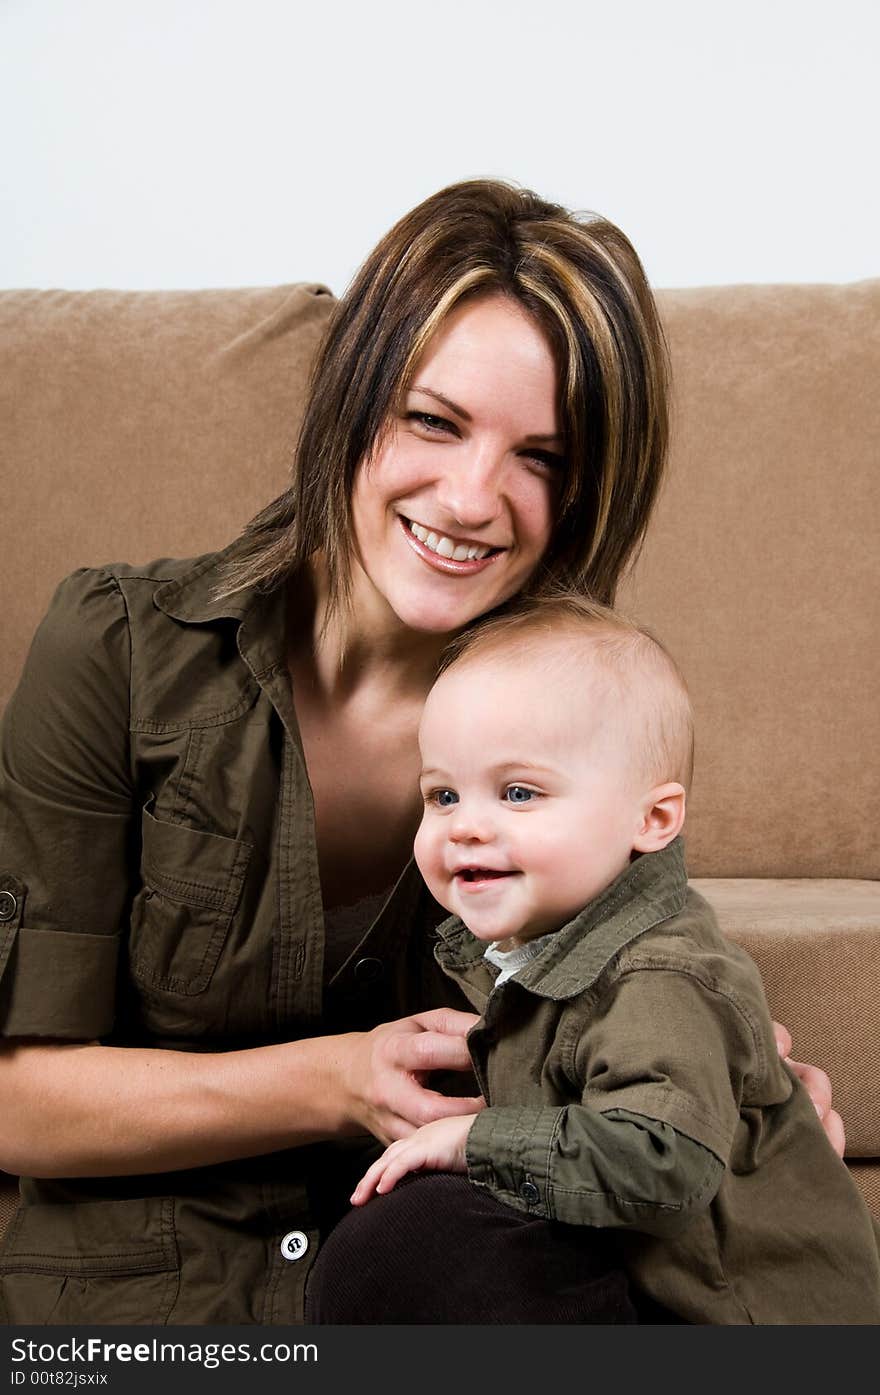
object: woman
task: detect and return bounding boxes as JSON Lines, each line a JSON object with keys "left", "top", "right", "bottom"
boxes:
{"left": 0, "top": 180, "right": 840, "bottom": 1325}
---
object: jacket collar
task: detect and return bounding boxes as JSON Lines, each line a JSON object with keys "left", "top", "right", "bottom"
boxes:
{"left": 153, "top": 538, "right": 259, "bottom": 625}
{"left": 153, "top": 540, "right": 290, "bottom": 683}
{"left": 433, "top": 836, "right": 689, "bottom": 1002}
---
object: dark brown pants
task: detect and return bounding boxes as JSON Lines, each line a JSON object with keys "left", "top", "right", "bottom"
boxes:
{"left": 304, "top": 1173, "right": 638, "bottom": 1325}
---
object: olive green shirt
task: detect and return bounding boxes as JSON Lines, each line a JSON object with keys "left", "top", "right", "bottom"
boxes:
{"left": 0, "top": 547, "right": 456, "bottom": 1325}
{"left": 435, "top": 839, "right": 880, "bottom": 1324}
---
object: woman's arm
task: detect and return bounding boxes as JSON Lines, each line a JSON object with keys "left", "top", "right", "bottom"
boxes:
{"left": 0, "top": 1006, "right": 483, "bottom": 1178}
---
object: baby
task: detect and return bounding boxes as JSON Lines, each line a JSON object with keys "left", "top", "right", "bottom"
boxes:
{"left": 352, "top": 594, "right": 880, "bottom": 1324}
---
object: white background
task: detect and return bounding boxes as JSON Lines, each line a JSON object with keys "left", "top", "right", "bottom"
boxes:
{"left": 1, "top": 0, "right": 878, "bottom": 294}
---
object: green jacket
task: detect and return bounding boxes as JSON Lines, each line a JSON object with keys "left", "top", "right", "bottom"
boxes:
{"left": 435, "top": 839, "right": 880, "bottom": 1324}
{"left": 0, "top": 547, "right": 456, "bottom": 1324}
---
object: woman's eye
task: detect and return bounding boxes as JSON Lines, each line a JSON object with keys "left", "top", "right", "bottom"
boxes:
{"left": 407, "top": 411, "right": 454, "bottom": 435}
{"left": 522, "top": 450, "right": 566, "bottom": 475}
{"left": 428, "top": 788, "right": 459, "bottom": 807}
{"left": 504, "top": 786, "right": 536, "bottom": 804}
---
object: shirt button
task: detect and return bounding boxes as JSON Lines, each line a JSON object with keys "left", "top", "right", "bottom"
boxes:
{"left": 280, "top": 1230, "right": 309, "bottom": 1262}
{"left": 519, "top": 1180, "right": 540, "bottom": 1206}
{"left": 0, "top": 891, "right": 17, "bottom": 922}
{"left": 353, "top": 957, "right": 384, "bottom": 986}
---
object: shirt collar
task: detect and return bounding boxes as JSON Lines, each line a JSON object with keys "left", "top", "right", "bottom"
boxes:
{"left": 153, "top": 538, "right": 258, "bottom": 624}
{"left": 153, "top": 540, "right": 289, "bottom": 682}
{"left": 433, "top": 836, "right": 689, "bottom": 1002}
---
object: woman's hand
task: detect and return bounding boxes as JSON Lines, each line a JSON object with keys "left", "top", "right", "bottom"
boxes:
{"left": 773, "top": 1022, "right": 845, "bottom": 1157}
{"left": 350, "top": 1114, "right": 475, "bottom": 1204}
{"left": 339, "top": 1008, "right": 485, "bottom": 1147}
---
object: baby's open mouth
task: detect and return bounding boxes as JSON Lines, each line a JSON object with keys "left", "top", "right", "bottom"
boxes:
{"left": 456, "top": 868, "right": 517, "bottom": 882}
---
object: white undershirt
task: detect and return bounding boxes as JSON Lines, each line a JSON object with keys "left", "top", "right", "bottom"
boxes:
{"left": 483, "top": 931, "right": 558, "bottom": 987}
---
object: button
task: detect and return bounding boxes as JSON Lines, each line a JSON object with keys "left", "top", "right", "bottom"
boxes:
{"left": 280, "top": 1230, "right": 309, "bottom": 1262}
{"left": 519, "top": 1180, "right": 540, "bottom": 1206}
{"left": 0, "top": 891, "right": 17, "bottom": 923}
{"left": 353, "top": 957, "right": 384, "bottom": 986}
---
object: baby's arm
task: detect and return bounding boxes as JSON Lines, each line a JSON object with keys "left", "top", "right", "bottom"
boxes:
{"left": 350, "top": 1105, "right": 720, "bottom": 1232}
{"left": 460, "top": 967, "right": 758, "bottom": 1237}
{"left": 351, "top": 1115, "right": 475, "bottom": 1203}
{"left": 351, "top": 963, "right": 767, "bottom": 1232}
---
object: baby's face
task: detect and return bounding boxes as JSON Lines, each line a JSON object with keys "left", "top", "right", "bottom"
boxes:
{"left": 414, "top": 653, "right": 649, "bottom": 949}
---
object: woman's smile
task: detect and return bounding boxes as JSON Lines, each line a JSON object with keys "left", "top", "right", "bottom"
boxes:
{"left": 399, "top": 515, "right": 503, "bottom": 574}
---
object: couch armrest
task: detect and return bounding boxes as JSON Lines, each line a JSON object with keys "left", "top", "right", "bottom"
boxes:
{"left": 694, "top": 877, "right": 880, "bottom": 1158}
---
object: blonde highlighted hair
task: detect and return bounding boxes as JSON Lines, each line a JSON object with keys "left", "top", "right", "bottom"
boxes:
{"left": 215, "top": 179, "right": 670, "bottom": 611}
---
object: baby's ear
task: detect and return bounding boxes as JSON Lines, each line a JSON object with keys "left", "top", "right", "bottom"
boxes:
{"left": 632, "top": 783, "right": 686, "bottom": 854}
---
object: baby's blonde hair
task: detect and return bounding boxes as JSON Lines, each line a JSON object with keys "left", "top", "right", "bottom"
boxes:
{"left": 440, "top": 593, "right": 694, "bottom": 792}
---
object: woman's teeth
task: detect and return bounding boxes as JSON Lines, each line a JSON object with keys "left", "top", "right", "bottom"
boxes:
{"left": 408, "top": 520, "right": 493, "bottom": 562}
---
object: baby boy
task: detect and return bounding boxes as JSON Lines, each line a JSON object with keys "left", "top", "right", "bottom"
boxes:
{"left": 352, "top": 594, "right": 880, "bottom": 1324}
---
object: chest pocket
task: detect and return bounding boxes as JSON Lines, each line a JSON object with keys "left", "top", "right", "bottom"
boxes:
{"left": 129, "top": 803, "right": 252, "bottom": 995}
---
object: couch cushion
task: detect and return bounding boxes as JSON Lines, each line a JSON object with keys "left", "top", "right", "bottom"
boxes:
{"left": 0, "top": 284, "right": 335, "bottom": 712}
{"left": 622, "top": 280, "right": 880, "bottom": 879}
{"left": 695, "top": 877, "right": 880, "bottom": 1156}
{"left": 849, "top": 1161, "right": 880, "bottom": 1222}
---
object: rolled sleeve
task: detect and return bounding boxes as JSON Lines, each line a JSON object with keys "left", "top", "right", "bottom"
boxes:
{"left": 465, "top": 1101, "right": 724, "bottom": 1235}
{"left": 0, "top": 569, "right": 133, "bottom": 1038}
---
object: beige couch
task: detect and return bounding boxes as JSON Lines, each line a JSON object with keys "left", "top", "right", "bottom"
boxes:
{"left": 1, "top": 278, "right": 878, "bottom": 1232}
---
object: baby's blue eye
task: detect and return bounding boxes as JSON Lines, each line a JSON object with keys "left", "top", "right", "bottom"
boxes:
{"left": 505, "top": 786, "right": 535, "bottom": 804}
{"left": 432, "top": 789, "right": 459, "bottom": 807}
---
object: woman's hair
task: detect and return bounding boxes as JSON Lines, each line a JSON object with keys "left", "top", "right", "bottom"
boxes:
{"left": 214, "top": 178, "right": 670, "bottom": 610}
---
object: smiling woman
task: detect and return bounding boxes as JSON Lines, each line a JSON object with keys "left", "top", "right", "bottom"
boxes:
{"left": 213, "top": 178, "right": 670, "bottom": 617}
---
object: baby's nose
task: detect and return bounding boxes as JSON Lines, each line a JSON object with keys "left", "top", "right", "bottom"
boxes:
{"left": 448, "top": 806, "right": 495, "bottom": 844}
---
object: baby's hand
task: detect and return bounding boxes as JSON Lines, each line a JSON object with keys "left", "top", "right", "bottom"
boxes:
{"left": 350, "top": 1115, "right": 476, "bottom": 1205}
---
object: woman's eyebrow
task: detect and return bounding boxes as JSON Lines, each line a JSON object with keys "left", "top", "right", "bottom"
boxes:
{"left": 410, "top": 383, "right": 563, "bottom": 444}
{"left": 411, "top": 384, "right": 472, "bottom": 422}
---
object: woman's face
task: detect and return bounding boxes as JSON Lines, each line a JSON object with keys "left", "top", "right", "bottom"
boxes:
{"left": 349, "top": 293, "right": 564, "bottom": 637}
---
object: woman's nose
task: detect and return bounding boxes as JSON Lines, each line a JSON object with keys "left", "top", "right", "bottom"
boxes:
{"left": 434, "top": 443, "right": 505, "bottom": 531}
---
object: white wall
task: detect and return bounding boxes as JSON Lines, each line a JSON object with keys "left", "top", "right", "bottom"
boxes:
{"left": 2, "top": 0, "right": 877, "bottom": 293}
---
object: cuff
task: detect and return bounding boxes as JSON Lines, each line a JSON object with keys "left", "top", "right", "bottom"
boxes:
{"left": 0, "top": 923, "right": 120, "bottom": 1038}
{"left": 465, "top": 1104, "right": 562, "bottom": 1217}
